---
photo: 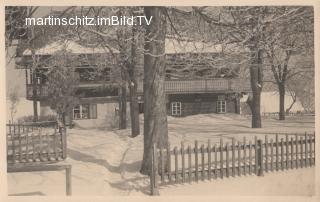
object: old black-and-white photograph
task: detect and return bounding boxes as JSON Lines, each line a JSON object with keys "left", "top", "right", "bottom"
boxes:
{"left": 4, "top": 6, "right": 315, "bottom": 196}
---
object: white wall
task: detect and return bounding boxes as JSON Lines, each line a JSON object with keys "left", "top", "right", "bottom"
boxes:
{"left": 6, "top": 97, "right": 37, "bottom": 122}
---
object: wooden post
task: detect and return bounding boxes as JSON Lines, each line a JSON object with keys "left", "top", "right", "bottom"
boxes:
{"left": 214, "top": 144, "right": 217, "bottom": 179}
{"left": 270, "top": 139, "right": 274, "bottom": 172}
{"left": 208, "top": 140, "right": 212, "bottom": 180}
{"left": 300, "top": 137, "right": 303, "bottom": 168}
{"left": 238, "top": 141, "right": 241, "bottom": 176}
{"left": 181, "top": 142, "right": 186, "bottom": 183}
{"left": 290, "top": 137, "right": 294, "bottom": 169}
{"left": 276, "top": 134, "right": 279, "bottom": 171}
{"left": 305, "top": 133, "right": 308, "bottom": 167}
{"left": 265, "top": 136, "right": 268, "bottom": 172}
{"left": 226, "top": 143, "right": 230, "bottom": 178}
{"left": 201, "top": 145, "right": 205, "bottom": 180}
{"left": 174, "top": 147, "right": 178, "bottom": 183}
{"left": 249, "top": 141, "right": 252, "bottom": 174}
{"left": 232, "top": 138, "right": 235, "bottom": 177}
{"left": 61, "top": 127, "right": 67, "bottom": 159}
{"left": 243, "top": 137, "right": 247, "bottom": 176}
{"left": 66, "top": 167, "right": 72, "bottom": 196}
{"left": 220, "top": 138, "right": 223, "bottom": 179}
{"left": 281, "top": 138, "right": 284, "bottom": 170}
{"left": 195, "top": 140, "right": 199, "bottom": 182}
{"left": 286, "top": 134, "right": 289, "bottom": 170}
{"left": 167, "top": 142, "right": 172, "bottom": 183}
{"left": 257, "top": 140, "right": 263, "bottom": 176}
{"left": 187, "top": 145, "right": 192, "bottom": 183}
{"left": 295, "top": 134, "right": 299, "bottom": 168}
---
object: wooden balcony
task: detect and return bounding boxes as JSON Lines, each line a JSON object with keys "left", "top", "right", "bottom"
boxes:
{"left": 138, "top": 78, "right": 250, "bottom": 94}
{"left": 26, "top": 78, "right": 250, "bottom": 100}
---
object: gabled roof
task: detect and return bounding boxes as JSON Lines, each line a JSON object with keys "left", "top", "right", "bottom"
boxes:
{"left": 23, "top": 40, "right": 119, "bottom": 56}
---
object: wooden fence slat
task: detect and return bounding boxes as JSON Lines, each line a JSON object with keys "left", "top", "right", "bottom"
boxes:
{"left": 276, "top": 134, "right": 279, "bottom": 171}
{"left": 46, "top": 132, "right": 50, "bottom": 160}
{"left": 18, "top": 130, "right": 22, "bottom": 163}
{"left": 181, "top": 142, "right": 186, "bottom": 183}
{"left": 226, "top": 143, "right": 230, "bottom": 177}
{"left": 188, "top": 145, "right": 192, "bottom": 183}
{"left": 290, "top": 137, "right": 294, "bottom": 169}
{"left": 286, "top": 134, "right": 289, "bottom": 170}
{"left": 270, "top": 139, "right": 274, "bottom": 172}
{"left": 40, "top": 129, "right": 44, "bottom": 161}
{"left": 12, "top": 126, "right": 16, "bottom": 163}
{"left": 257, "top": 140, "right": 263, "bottom": 176}
{"left": 265, "top": 136, "right": 268, "bottom": 172}
{"left": 214, "top": 144, "right": 217, "bottom": 179}
{"left": 167, "top": 143, "right": 172, "bottom": 183}
{"left": 310, "top": 134, "right": 314, "bottom": 166}
{"left": 174, "top": 147, "right": 179, "bottom": 183}
{"left": 238, "top": 141, "right": 241, "bottom": 176}
{"left": 160, "top": 146, "right": 164, "bottom": 183}
{"left": 208, "top": 140, "right": 212, "bottom": 180}
{"left": 220, "top": 139, "right": 223, "bottom": 179}
{"left": 201, "top": 145, "right": 205, "bottom": 180}
{"left": 281, "top": 138, "right": 284, "bottom": 170}
{"left": 232, "top": 138, "right": 235, "bottom": 177}
{"left": 249, "top": 141, "right": 252, "bottom": 174}
{"left": 26, "top": 131, "right": 29, "bottom": 162}
{"left": 300, "top": 137, "right": 303, "bottom": 168}
{"left": 295, "top": 134, "right": 299, "bottom": 169}
{"left": 53, "top": 130, "right": 58, "bottom": 160}
{"left": 195, "top": 140, "right": 199, "bottom": 182}
{"left": 305, "top": 133, "right": 308, "bottom": 167}
{"left": 243, "top": 137, "right": 247, "bottom": 176}
{"left": 32, "top": 132, "right": 36, "bottom": 161}
{"left": 255, "top": 137, "right": 258, "bottom": 175}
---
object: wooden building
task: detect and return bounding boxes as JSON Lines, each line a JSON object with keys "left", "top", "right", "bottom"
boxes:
{"left": 16, "top": 39, "right": 250, "bottom": 128}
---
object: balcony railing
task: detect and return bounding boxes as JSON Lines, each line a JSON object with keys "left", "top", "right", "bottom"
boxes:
{"left": 26, "top": 78, "right": 250, "bottom": 100}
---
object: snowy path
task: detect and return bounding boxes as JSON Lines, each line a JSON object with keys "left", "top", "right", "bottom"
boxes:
{"left": 7, "top": 114, "right": 315, "bottom": 196}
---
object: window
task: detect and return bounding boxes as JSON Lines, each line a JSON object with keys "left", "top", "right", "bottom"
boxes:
{"left": 73, "top": 104, "right": 97, "bottom": 119}
{"left": 171, "top": 102, "right": 182, "bottom": 116}
{"left": 217, "top": 100, "right": 226, "bottom": 113}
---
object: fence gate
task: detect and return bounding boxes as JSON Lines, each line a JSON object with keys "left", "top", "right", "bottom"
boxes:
{"left": 150, "top": 133, "right": 315, "bottom": 195}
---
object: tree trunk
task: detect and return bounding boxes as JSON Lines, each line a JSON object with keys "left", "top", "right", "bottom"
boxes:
{"left": 278, "top": 83, "right": 285, "bottom": 120}
{"left": 118, "top": 84, "right": 127, "bottom": 130}
{"left": 249, "top": 49, "right": 263, "bottom": 128}
{"left": 140, "top": 7, "right": 168, "bottom": 175}
{"left": 129, "top": 82, "right": 140, "bottom": 137}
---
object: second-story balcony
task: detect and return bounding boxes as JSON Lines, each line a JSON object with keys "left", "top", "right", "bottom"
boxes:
{"left": 26, "top": 78, "right": 251, "bottom": 101}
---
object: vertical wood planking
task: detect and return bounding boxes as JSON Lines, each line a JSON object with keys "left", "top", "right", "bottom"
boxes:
{"left": 295, "top": 134, "right": 299, "bottom": 168}
{"left": 265, "top": 136, "right": 268, "bottom": 172}
{"left": 243, "top": 137, "right": 247, "bottom": 176}
{"left": 226, "top": 143, "right": 230, "bottom": 177}
{"left": 167, "top": 143, "right": 172, "bottom": 183}
{"left": 305, "top": 133, "right": 308, "bottom": 167}
{"left": 181, "top": 142, "right": 186, "bottom": 183}
{"left": 201, "top": 145, "right": 205, "bottom": 180}
{"left": 208, "top": 140, "right": 212, "bottom": 180}
{"left": 300, "top": 137, "right": 303, "bottom": 168}
{"left": 286, "top": 134, "right": 289, "bottom": 170}
{"left": 232, "top": 138, "right": 235, "bottom": 177}
{"left": 270, "top": 139, "right": 274, "bottom": 172}
{"left": 255, "top": 136, "right": 258, "bottom": 175}
{"left": 187, "top": 145, "right": 192, "bottom": 183}
{"left": 238, "top": 141, "right": 241, "bottom": 176}
{"left": 280, "top": 138, "right": 284, "bottom": 170}
{"left": 174, "top": 147, "right": 179, "bottom": 183}
{"left": 290, "top": 137, "right": 294, "bottom": 169}
{"left": 276, "top": 134, "right": 279, "bottom": 171}
{"left": 220, "top": 138, "right": 224, "bottom": 179}
{"left": 195, "top": 140, "right": 199, "bottom": 182}
{"left": 249, "top": 141, "right": 252, "bottom": 174}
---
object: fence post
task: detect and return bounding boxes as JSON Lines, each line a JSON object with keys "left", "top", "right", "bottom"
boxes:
{"left": 257, "top": 139, "right": 264, "bottom": 176}
{"left": 150, "top": 144, "right": 159, "bottom": 196}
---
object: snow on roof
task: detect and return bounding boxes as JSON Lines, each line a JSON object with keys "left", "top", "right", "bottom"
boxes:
{"left": 23, "top": 40, "right": 119, "bottom": 56}
{"left": 23, "top": 38, "right": 244, "bottom": 56}
{"left": 165, "top": 38, "right": 244, "bottom": 54}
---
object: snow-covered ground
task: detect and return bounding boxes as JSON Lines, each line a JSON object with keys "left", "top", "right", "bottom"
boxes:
{"left": 7, "top": 114, "right": 315, "bottom": 196}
